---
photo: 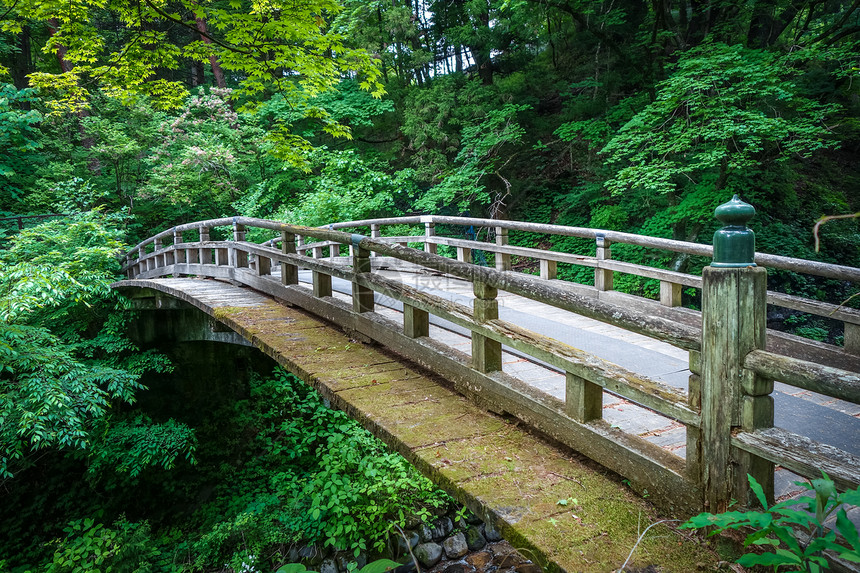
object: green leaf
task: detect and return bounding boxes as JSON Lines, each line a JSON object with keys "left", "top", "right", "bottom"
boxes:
{"left": 356, "top": 559, "right": 401, "bottom": 573}
{"left": 277, "top": 565, "right": 309, "bottom": 573}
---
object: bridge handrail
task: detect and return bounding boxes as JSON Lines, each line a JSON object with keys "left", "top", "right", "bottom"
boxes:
{"left": 120, "top": 214, "right": 860, "bottom": 512}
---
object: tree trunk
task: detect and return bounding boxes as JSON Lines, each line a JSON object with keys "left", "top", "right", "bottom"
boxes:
{"left": 195, "top": 18, "right": 226, "bottom": 88}
{"left": 10, "top": 26, "right": 33, "bottom": 90}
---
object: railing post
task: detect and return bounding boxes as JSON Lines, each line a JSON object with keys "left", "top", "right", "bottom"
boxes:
{"left": 495, "top": 226, "right": 511, "bottom": 271}
{"left": 233, "top": 221, "right": 248, "bottom": 268}
{"left": 565, "top": 372, "right": 602, "bottom": 422}
{"left": 457, "top": 246, "right": 472, "bottom": 264}
{"left": 700, "top": 195, "right": 771, "bottom": 512}
{"left": 281, "top": 231, "right": 298, "bottom": 285}
{"left": 660, "top": 281, "right": 682, "bottom": 306}
{"left": 472, "top": 281, "right": 502, "bottom": 373}
{"left": 540, "top": 259, "right": 557, "bottom": 280}
{"left": 173, "top": 228, "right": 184, "bottom": 265}
{"left": 153, "top": 237, "right": 163, "bottom": 269}
{"left": 595, "top": 233, "right": 613, "bottom": 291}
{"left": 199, "top": 226, "right": 211, "bottom": 265}
{"left": 404, "top": 304, "right": 429, "bottom": 338}
{"left": 423, "top": 217, "right": 437, "bottom": 255}
{"left": 137, "top": 247, "right": 145, "bottom": 274}
{"left": 352, "top": 239, "right": 374, "bottom": 313}
{"left": 370, "top": 224, "right": 380, "bottom": 257}
{"left": 312, "top": 240, "right": 332, "bottom": 297}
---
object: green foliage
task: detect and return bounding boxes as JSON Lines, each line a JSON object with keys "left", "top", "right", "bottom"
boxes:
{"left": 0, "top": 212, "right": 175, "bottom": 479}
{"left": 682, "top": 474, "right": 860, "bottom": 572}
{"left": 601, "top": 43, "right": 839, "bottom": 197}
{"left": 45, "top": 517, "right": 162, "bottom": 573}
{"left": 276, "top": 558, "right": 401, "bottom": 573}
{"left": 191, "top": 369, "right": 450, "bottom": 567}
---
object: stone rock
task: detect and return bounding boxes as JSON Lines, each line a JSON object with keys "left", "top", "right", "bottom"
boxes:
{"left": 431, "top": 517, "right": 454, "bottom": 540}
{"left": 514, "top": 564, "right": 542, "bottom": 573}
{"left": 392, "top": 560, "right": 417, "bottom": 573}
{"left": 466, "top": 551, "right": 493, "bottom": 570}
{"left": 404, "top": 514, "right": 423, "bottom": 529}
{"left": 466, "top": 511, "right": 483, "bottom": 525}
{"left": 492, "top": 553, "right": 524, "bottom": 569}
{"left": 287, "top": 546, "right": 301, "bottom": 563}
{"left": 442, "top": 532, "right": 468, "bottom": 559}
{"left": 298, "top": 544, "right": 324, "bottom": 566}
{"left": 464, "top": 526, "right": 487, "bottom": 551}
{"left": 417, "top": 523, "right": 434, "bottom": 543}
{"left": 396, "top": 530, "right": 420, "bottom": 555}
{"left": 336, "top": 552, "right": 366, "bottom": 572}
{"left": 483, "top": 521, "right": 503, "bottom": 542}
{"left": 320, "top": 558, "right": 338, "bottom": 573}
{"left": 441, "top": 564, "right": 472, "bottom": 573}
{"left": 414, "top": 542, "right": 443, "bottom": 568}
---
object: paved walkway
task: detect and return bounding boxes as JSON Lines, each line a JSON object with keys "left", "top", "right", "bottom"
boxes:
{"left": 296, "top": 268, "right": 860, "bottom": 504}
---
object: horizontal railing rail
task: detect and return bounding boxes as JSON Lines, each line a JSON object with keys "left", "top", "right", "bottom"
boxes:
{"left": 120, "top": 213, "right": 860, "bottom": 514}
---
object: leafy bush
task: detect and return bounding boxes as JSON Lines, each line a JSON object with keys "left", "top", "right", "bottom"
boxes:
{"left": 682, "top": 473, "right": 860, "bottom": 572}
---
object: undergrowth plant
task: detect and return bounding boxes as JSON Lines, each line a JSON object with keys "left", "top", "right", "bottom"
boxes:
{"left": 682, "top": 473, "right": 860, "bottom": 572}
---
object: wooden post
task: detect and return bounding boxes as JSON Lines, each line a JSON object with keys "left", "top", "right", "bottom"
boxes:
{"left": 540, "top": 259, "right": 557, "bottom": 280}
{"left": 844, "top": 322, "right": 860, "bottom": 355}
{"left": 404, "top": 304, "right": 429, "bottom": 338}
{"left": 457, "top": 246, "right": 472, "bottom": 264}
{"left": 352, "top": 243, "right": 374, "bottom": 313}
{"left": 660, "top": 280, "right": 682, "bottom": 307}
{"left": 495, "top": 226, "right": 511, "bottom": 271}
{"left": 472, "top": 281, "right": 502, "bottom": 373}
{"left": 565, "top": 372, "right": 602, "bottom": 423}
{"left": 424, "top": 217, "right": 437, "bottom": 254}
{"left": 233, "top": 222, "right": 248, "bottom": 268}
{"left": 313, "top": 270, "right": 332, "bottom": 298}
{"left": 199, "top": 226, "right": 211, "bottom": 265}
{"left": 686, "top": 352, "right": 703, "bottom": 482}
{"left": 370, "top": 224, "right": 380, "bottom": 257}
{"left": 281, "top": 231, "right": 298, "bottom": 286}
{"left": 701, "top": 265, "right": 769, "bottom": 511}
{"left": 595, "top": 234, "right": 613, "bottom": 291}
{"left": 153, "top": 237, "right": 164, "bottom": 268}
{"left": 256, "top": 254, "right": 271, "bottom": 276}
{"left": 173, "top": 229, "right": 186, "bottom": 265}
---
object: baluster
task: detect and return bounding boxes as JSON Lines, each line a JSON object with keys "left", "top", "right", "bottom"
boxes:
{"left": 173, "top": 229, "right": 185, "bottom": 266}
{"left": 404, "top": 304, "right": 429, "bottom": 338}
{"left": 370, "top": 224, "right": 380, "bottom": 257}
{"left": 153, "top": 237, "right": 163, "bottom": 269}
{"left": 472, "top": 281, "right": 501, "bottom": 373}
{"left": 352, "top": 240, "right": 374, "bottom": 313}
{"left": 540, "top": 259, "right": 557, "bottom": 280}
{"left": 457, "top": 246, "right": 472, "bottom": 264}
{"left": 281, "top": 231, "right": 298, "bottom": 285}
{"left": 199, "top": 226, "right": 211, "bottom": 265}
{"left": 424, "top": 218, "right": 437, "bottom": 254}
{"left": 233, "top": 221, "right": 248, "bottom": 268}
{"left": 594, "top": 234, "right": 613, "bottom": 292}
{"left": 565, "top": 372, "right": 601, "bottom": 423}
{"left": 495, "top": 226, "right": 511, "bottom": 271}
{"left": 660, "top": 281, "right": 682, "bottom": 307}
{"left": 686, "top": 350, "right": 702, "bottom": 482}
{"left": 844, "top": 322, "right": 860, "bottom": 355}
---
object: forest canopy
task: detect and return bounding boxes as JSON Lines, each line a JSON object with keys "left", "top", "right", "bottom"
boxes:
{"left": 1, "top": 0, "right": 859, "bottom": 569}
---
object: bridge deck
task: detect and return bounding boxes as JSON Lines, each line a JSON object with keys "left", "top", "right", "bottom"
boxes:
{"left": 117, "top": 277, "right": 723, "bottom": 573}
{"left": 295, "top": 268, "right": 860, "bottom": 521}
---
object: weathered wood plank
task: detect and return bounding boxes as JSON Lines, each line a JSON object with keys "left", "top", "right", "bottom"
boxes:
{"left": 744, "top": 349, "right": 860, "bottom": 404}
{"left": 732, "top": 427, "right": 860, "bottom": 491}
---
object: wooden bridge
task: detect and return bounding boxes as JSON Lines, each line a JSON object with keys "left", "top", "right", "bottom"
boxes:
{"left": 114, "top": 213, "right": 860, "bottom": 571}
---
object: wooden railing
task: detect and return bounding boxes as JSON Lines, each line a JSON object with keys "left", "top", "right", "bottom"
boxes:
{"left": 120, "top": 215, "right": 860, "bottom": 513}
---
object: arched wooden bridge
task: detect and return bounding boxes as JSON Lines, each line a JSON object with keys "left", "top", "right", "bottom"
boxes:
{"left": 114, "top": 215, "right": 860, "bottom": 572}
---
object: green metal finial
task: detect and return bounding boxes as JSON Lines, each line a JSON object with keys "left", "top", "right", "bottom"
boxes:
{"left": 712, "top": 195, "right": 756, "bottom": 267}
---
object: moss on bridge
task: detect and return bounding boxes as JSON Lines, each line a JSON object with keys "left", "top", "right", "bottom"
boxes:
{"left": 128, "top": 280, "right": 725, "bottom": 572}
